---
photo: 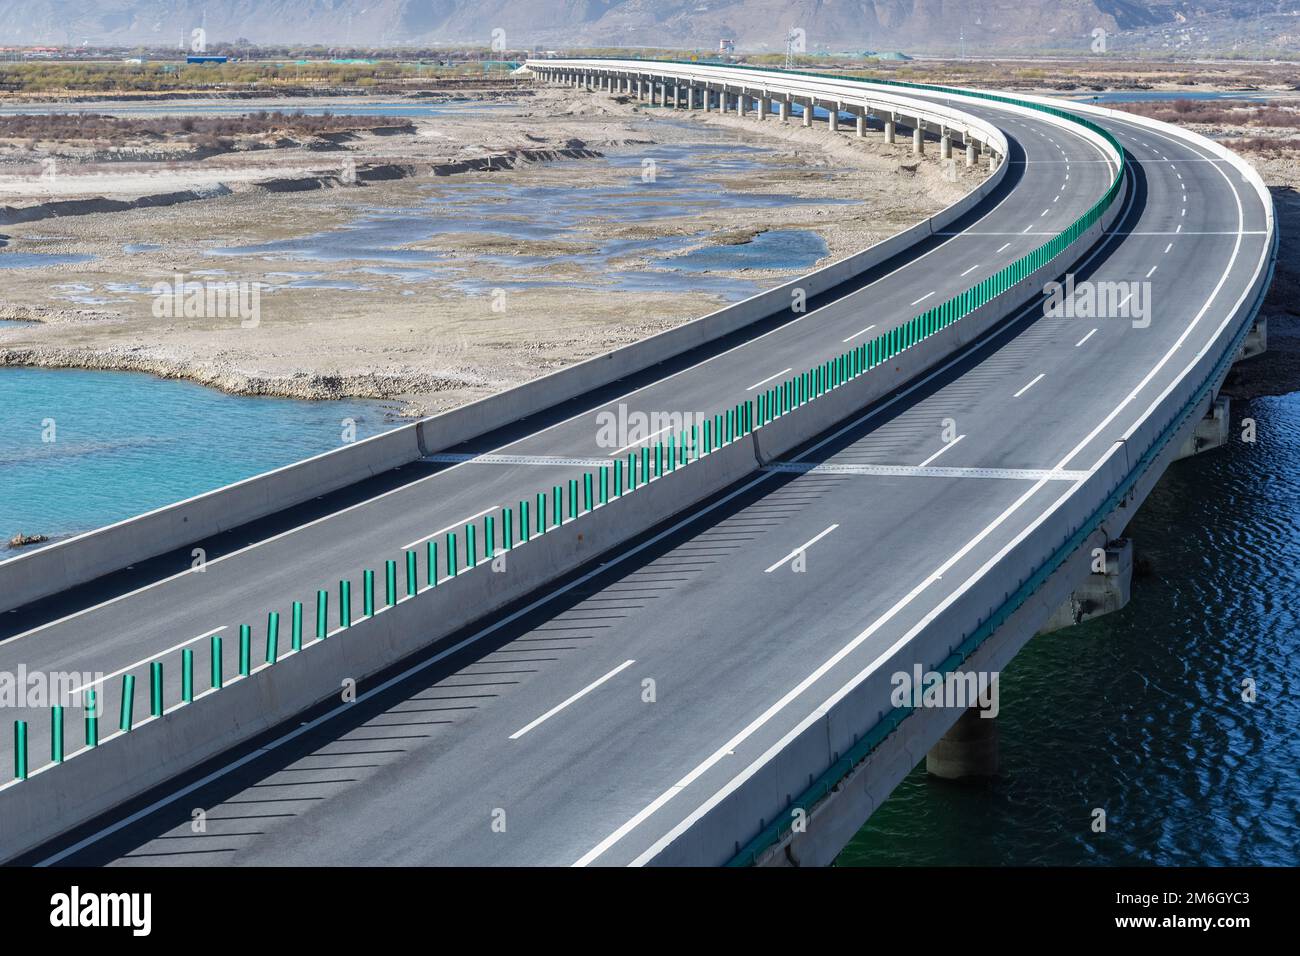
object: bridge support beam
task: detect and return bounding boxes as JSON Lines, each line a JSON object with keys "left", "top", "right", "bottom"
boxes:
{"left": 1238, "top": 316, "right": 1267, "bottom": 361}
{"left": 941, "top": 131, "right": 952, "bottom": 159}
{"left": 1038, "top": 538, "right": 1134, "bottom": 634}
{"left": 913, "top": 126, "right": 924, "bottom": 155}
{"left": 802, "top": 99, "right": 813, "bottom": 127}
{"left": 827, "top": 106, "right": 838, "bottom": 133}
{"left": 856, "top": 114, "right": 866, "bottom": 138}
{"left": 883, "top": 119, "right": 895, "bottom": 143}
{"left": 737, "top": 92, "right": 747, "bottom": 117}
{"left": 758, "top": 96, "right": 768, "bottom": 120}
{"left": 925, "top": 705, "right": 998, "bottom": 780}
{"left": 1174, "top": 395, "right": 1231, "bottom": 461}
{"left": 966, "top": 142, "right": 977, "bottom": 166}
{"left": 778, "top": 99, "right": 789, "bottom": 122}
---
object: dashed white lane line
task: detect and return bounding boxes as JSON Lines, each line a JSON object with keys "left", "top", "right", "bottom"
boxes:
{"left": 959, "top": 264, "right": 979, "bottom": 277}
{"left": 996, "top": 242, "right": 1011, "bottom": 253}
{"left": 1022, "top": 225, "right": 1033, "bottom": 233}
{"left": 1013, "top": 373, "right": 1045, "bottom": 398}
{"left": 607, "top": 425, "right": 673, "bottom": 457}
{"left": 917, "top": 434, "right": 966, "bottom": 468}
{"left": 402, "top": 505, "right": 501, "bottom": 550}
{"left": 66, "top": 626, "right": 229, "bottom": 697}
{"left": 910, "top": 291, "right": 935, "bottom": 306}
{"left": 842, "top": 324, "right": 876, "bottom": 343}
{"left": 1075, "top": 328, "right": 1098, "bottom": 347}
{"left": 1164, "top": 242, "right": 1173, "bottom": 253}
{"left": 509, "top": 659, "right": 636, "bottom": 740}
{"left": 747, "top": 368, "right": 792, "bottom": 391}
{"left": 1040, "top": 208, "right": 1049, "bottom": 217}
{"left": 763, "top": 525, "right": 840, "bottom": 574}
{"left": 1145, "top": 265, "right": 1158, "bottom": 278}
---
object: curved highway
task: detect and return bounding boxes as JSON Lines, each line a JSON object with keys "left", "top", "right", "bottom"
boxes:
{"left": 1, "top": 61, "right": 1273, "bottom": 866}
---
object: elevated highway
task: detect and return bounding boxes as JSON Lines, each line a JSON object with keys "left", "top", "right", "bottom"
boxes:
{"left": 0, "top": 59, "right": 1274, "bottom": 866}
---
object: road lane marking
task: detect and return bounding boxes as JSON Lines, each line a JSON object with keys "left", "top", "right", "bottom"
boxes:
{"left": 959, "top": 264, "right": 979, "bottom": 277}
{"left": 909, "top": 291, "right": 935, "bottom": 306}
{"left": 917, "top": 434, "right": 965, "bottom": 468}
{"left": 762, "top": 462, "right": 1090, "bottom": 481}
{"left": 842, "top": 324, "right": 876, "bottom": 343}
{"left": 402, "top": 506, "right": 500, "bottom": 550}
{"left": 1164, "top": 243, "right": 1173, "bottom": 253}
{"left": 1013, "top": 373, "right": 1045, "bottom": 398}
{"left": 66, "top": 626, "right": 228, "bottom": 697}
{"left": 1145, "top": 265, "right": 1157, "bottom": 278}
{"left": 509, "top": 660, "right": 636, "bottom": 740}
{"left": 607, "top": 425, "right": 673, "bottom": 457}
{"left": 746, "top": 368, "right": 791, "bottom": 391}
{"left": 1075, "top": 328, "right": 1098, "bottom": 347}
{"left": 424, "top": 453, "right": 608, "bottom": 468}
{"left": 763, "top": 525, "right": 839, "bottom": 574}
{"left": 996, "top": 242, "right": 1011, "bottom": 253}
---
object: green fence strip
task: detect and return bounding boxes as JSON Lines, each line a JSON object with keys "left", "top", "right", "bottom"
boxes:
{"left": 363, "top": 569, "right": 376, "bottom": 616}
{"left": 292, "top": 600, "right": 303, "bottom": 651}
{"left": 211, "top": 635, "right": 223, "bottom": 689}
{"left": 182, "top": 648, "right": 194, "bottom": 702}
{"left": 150, "top": 660, "right": 164, "bottom": 716}
{"left": 85, "top": 689, "right": 98, "bottom": 748}
{"left": 239, "top": 624, "right": 251, "bottom": 675}
{"left": 265, "top": 611, "right": 280, "bottom": 664}
{"left": 14, "top": 721, "right": 26, "bottom": 780}
{"left": 317, "top": 590, "right": 329, "bottom": 637}
{"left": 447, "top": 532, "right": 458, "bottom": 577}
{"left": 340, "top": 579, "right": 352, "bottom": 628}
{"left": 467, "top": 523, "right": 477, "bottom": 567}
{"left": 406, "top": 550, "right": 418, "bottom": 596}
{"left": 51, "top": 706, "right": 63, "bottom": 764}
{"left": 484, "top": 516, "right": 495, "bottom": 559}
{"left": 120, "top": 674, "right": 135, "bottom": 732}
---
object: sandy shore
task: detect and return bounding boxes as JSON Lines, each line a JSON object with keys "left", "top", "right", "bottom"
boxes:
{"left": 0, "top": 84, "right": 985, "bottom": 415}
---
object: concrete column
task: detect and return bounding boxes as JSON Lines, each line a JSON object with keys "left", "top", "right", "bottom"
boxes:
{"left": 828, "top": 107, "right": 838, "bottom": 133}
{"left": 987, "top": 149, "right": 996, "bottom": 169}
{"left": 913, "top": 125, "right": 924, "bottom": 155}
{"left": 758, "top": 96, "right": 768, "bottom": 120}
{"left": 941, "top": 131, "right": 952, "bottom": 159}
{"left": 855, "top": 114, "right": 865, "bottom": 138}
{"left": 674, "top": 85, "right": 682, "bottom": 108}
{"left": 966, "top": 142, "right": 976, "bottom": 166}
{"left": 703, "top": 88, "right": 712, "bottom": 112}
{"left": 926, "top": 706, "right": 998, "bottom": 780}
{"left": 1175, "top": 395, "right": 1231, "bottom": 460}
{"left": 884, "top": 119, "right": 895, "bottom": 143}
{"left": 1040, "top": 539, "right": 1134, "bottom": 634}
{"left": 778, "top": 100, "right": 789, "bottom": 122}
{"left": 801, "top": 99, "right": 813, "bottom": 127}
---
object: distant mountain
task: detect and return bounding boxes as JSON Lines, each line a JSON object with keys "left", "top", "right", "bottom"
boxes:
{"left": 0, "top": 1, "right": 1290, "bottom": 54}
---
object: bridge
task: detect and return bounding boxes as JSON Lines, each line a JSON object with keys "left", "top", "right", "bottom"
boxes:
{"left": 0, "top": 59, "right": 1275, "bottom": 866}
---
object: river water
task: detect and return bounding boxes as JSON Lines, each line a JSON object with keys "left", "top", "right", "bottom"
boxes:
{"left": 840, "top": 391, "right": 1300, "bottom": 866}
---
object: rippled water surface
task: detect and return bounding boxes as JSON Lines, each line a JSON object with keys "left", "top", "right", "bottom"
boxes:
{"left": 840, "top": 393, "right": 1300, "bottom": 866}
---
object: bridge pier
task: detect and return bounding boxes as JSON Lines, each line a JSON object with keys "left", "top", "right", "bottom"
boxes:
{"left": 940, "top": 131, "right": 952, "bottom": 160}
{"left": 883, "top": 119, "right": 895, "bottom": 143}
{"left": 778, "top": 99, "right": 789, "bottom": 122}
{"left": 912, "top": 126, "right": 924, "bottom": 155}
{"left": 1038, "top": 538, "right": 1134, "bottom": 634}
{"left": 1174, "top": 395, "right": 1231, "bottom": 461}
{"left": 802, "top": 99, "right": 813, "bottom": 127}
{"left": 856, "top": 114, "right": 866, "bottom": 138}
{"left": 1238, "top": 316, "right": 1268, "bottom": 361}
{"left": 925, "top": 705, "right": 999, "bottom": 780}
{"left": 758, "top": 96, "right": 769, "bottom": 120}
{"left": 827, "top": 106, "right": 838, "bottom": 133}
{"left": 966, "top": 142, "right": 977, "bottom": 166}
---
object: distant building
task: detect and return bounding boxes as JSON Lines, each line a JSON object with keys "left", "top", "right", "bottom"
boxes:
{"left": 718, "top": 38, "right": 735, "bottom": 54}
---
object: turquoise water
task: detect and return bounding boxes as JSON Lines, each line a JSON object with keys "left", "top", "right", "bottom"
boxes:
{"left": 840, "top": 392, "right": 1300, "bottom": 866}
{"left": 0, "top": 368, "right": 394, "bottom": 543}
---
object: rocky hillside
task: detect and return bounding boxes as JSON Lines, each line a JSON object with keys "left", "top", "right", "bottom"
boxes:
{"left": 0, "top": 0, "right": 1291, "bottom": 54}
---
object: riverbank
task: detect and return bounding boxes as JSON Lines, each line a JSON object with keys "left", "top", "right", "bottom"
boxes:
{"left": 0, "top": 84, "right": 983, "bottom": 415}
